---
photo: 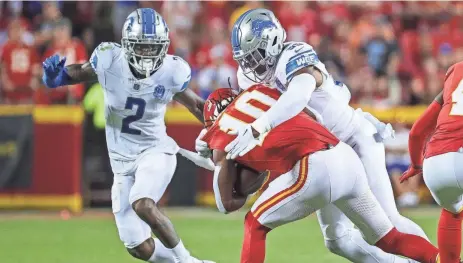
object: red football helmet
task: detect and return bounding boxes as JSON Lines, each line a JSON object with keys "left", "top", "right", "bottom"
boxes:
{"left": 204, "top": 88, "right": 237, "bottom": 129}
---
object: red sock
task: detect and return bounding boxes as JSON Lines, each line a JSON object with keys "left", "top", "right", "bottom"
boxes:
{"left": 438, "top": 209, "right": 463, "bottom": 263}
{"left": 240, "top": 212, "right": 271, "bottom": 263}
{"left": 375, "top": 227, "right": 439, "bottom": 263}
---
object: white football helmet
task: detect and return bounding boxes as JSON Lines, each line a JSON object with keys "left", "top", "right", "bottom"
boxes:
{"left": 121, "top": 8, "right": 170, "bottom": 77}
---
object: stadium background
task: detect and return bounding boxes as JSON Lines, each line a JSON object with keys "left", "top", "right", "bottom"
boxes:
{"left": 0, "top": 1, "right": 461, "bottom": 263}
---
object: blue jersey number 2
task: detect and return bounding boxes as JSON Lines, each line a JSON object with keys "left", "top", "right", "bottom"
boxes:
{"left": 121, "top": 97, "right": 146, "bottom": 135}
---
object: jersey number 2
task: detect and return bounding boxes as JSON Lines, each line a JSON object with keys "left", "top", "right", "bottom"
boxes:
{"left": 122, "top": 97, "right": 146, "bottom": 135}
{"left": 450, "top": 79, "right": 463, "bottom": 116}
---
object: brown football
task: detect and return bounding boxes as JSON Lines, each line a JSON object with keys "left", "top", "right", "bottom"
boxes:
{"left": 234, "top": 163, "right": 268, "bottom": 196}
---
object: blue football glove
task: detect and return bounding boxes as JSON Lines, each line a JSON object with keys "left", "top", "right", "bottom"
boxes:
{"left": 42, "top": 55, "right": 69, "bottom": 88}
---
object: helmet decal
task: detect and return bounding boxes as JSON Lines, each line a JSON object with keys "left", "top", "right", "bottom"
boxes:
{"left": 251, "top": 20, "right": 276, "bottom": 38}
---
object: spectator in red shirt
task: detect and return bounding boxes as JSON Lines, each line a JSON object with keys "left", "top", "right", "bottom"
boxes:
{"left": 38, "top": 18, "right": 88, "bottom": 104}
{"left": 0, "top": 19, "right": 40, "bottom": 104}
{"left": 277, "top": 2, "right": 318, "bottom": 42}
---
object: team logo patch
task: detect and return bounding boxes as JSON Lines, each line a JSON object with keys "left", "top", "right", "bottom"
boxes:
{"left": 133, "top": 83, "right": 140, "bottom": 90}
{"left": 126, "top": 17, "right": 134, "bottom": 33}
{"left": 251, "top": 20, "right": 276, "bottom": 38}
{"left": 154, "top": 85, "right": 166, "bottom": 99}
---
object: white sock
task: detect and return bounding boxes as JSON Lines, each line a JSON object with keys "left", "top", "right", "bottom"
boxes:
{"left": 171, "top": 240, "right": 190, "bottom": 262}
{"left": 148, "top": 238, "right": 175, "bottom": 263}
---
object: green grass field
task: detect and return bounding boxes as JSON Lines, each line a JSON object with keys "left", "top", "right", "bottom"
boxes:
{"left": 0, "top": 208, "right": 445, "bottom": 263}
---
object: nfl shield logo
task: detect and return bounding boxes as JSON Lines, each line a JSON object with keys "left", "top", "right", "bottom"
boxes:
{"left": 133, "top": 83, "right": 140, "bottom": 90}
{"left": 154, "top": 85, "right": 165, "bottom": 99}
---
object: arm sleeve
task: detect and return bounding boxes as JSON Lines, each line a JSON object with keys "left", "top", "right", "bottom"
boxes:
{"left": 408, "top": 101, "right": 442, "bottom": 167}
{"left": 212, "top": 165, "right": 228, "bottom": 214}
{"left": 252, "top": 73, "right": 316, "bottom": 134}
{"left": 337, "top": 82, "right": 351, "bottom": 104}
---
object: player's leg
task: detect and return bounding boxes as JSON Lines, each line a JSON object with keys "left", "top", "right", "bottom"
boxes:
{"left": 130, "top": 151, "right": 213, "bottom": 263}
{"left": 112, "top": 173, "right": 174, "bottom": 263}
{"left": 317, "top": 205, "right": 412, "bottom": 263}
{"left": 348, "top": 127, "right": 429, "bottom": 240}
{"left": 332, "top": 143, "right": 439, "bottom": 263}
{"left": 423, "top": 152, "right": 463, "bottom": 263}
{"left": 241, "top": 155, "right": 332, "bottom": 263}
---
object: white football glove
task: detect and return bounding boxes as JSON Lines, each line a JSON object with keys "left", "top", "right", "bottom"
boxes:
{"left": 375, "top": 122, "right": 395, "bottom": 142}
{"left": 225, "top": 124, "right": 259, "bottom": 160}
{"left": 178, "top": 148, "right": 215, "bottom": 171}
{"left": 195, "top": 128, "right": 212, "bottom": 158}
{"left": 362, "top": 111, "right": 395, "bottom": 142}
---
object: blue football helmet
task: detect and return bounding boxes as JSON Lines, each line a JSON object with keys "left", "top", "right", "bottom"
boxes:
{"left": 122, "top": 8, "right": 170, "bottom": 77}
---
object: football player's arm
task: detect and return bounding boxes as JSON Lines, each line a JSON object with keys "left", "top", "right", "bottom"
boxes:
{"left": 408, "top": 91, "right": 443, "bottom": 167}
{"left": 173, "top": 89, "right": 205, "bottom": 124}
{"left": 252, "top": 67, "right": 323, "bottom": 135}
{"left": 42, "top": 57, "right": 97, "bottom": 88}
{"left": 64, "top": 62, "right": 98, "bottom": 84}
{"left": 212, "top": 150, "right": 247, "bottom": 213}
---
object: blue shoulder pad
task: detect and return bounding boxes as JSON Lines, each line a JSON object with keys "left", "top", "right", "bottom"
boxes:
{"left": 285, "top": 51, "right": 320, "bottom": 82}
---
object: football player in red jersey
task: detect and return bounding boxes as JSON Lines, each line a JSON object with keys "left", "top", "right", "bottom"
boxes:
{"left": 401, "top": 62, "right": 463, "bottom": 263}
{"left": 202, "top": 85, "right": 439, "bottom": 263}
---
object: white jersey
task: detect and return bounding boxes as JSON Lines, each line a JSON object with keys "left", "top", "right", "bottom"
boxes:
{"left": 90, "top": 42, "right": 191, "bottom": 161}
{"left": 237, "top": 41, "right": 360, "bottom": 141}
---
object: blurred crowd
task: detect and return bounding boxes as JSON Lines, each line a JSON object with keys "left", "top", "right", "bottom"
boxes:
{"left": 1, "top": 1, "right": 462, "bottom": 106}
{"left": 3, "top": 1, "right": 456, "bottom": 206}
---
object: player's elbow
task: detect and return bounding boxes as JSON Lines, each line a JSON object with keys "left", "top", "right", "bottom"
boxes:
{"left": 215, "top": 199, "right": 231, "bottom": 214}
{"left": 408, "top": 126, "right": 421, "bottom": 140}
{"left": 221, "top": 200, "right": 242, "bottom": 214}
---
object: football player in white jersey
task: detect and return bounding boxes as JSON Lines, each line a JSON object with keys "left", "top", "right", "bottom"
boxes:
{"left": 42, "top": 8, "right": 213, "bottom": 263}
{"left": 196, "top": 9, "right": 429, "bottom": 263}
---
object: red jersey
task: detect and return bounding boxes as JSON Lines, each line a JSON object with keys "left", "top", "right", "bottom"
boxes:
{"left": 426, "top": 62, "right": 463, "bottom": 158}
{"left": 202, "top": 85, "right": 340, "bottom": 174}
{"left": 41, "top": 39, "right": 88, "bottom": 102}
{"left": 0, "top": 40, "right": 39, "bottom": 100}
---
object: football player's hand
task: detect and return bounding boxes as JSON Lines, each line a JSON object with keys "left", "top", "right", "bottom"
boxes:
{"left": 225, "top": 125, "right": 259, "bottom": 160}
{"left": 400, "top": 165, "right": 422, "bottom": 183}
{"left": 42, "top": 55, "right": 67, "bottom": 88}
{"left": 195, "top": 129, "right": 212, "bottom": 158}
{"left": 374, "top": 122, "right": 396, "bottom": 143}
{"left": 361, "top": 110, "right": 395, "bottom": 142}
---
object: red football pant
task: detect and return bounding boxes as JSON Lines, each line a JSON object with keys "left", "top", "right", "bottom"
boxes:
{"left": 438, "top": 209, "right": 463, "bottom": 263}
{"left": 376, "top": 227, "right": 439, "bottom": 263}
{"left": 240, "top": 212, "right": 271, "bottom": 263}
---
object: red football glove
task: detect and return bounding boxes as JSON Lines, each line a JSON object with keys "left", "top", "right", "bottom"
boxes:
{"left": 400, "top": 166, "right": 423, "bottom": 183}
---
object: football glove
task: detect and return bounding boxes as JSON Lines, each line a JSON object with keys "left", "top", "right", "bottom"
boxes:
{"left": 225, "top": 124, "right": 259, "bottom": 160}
{"left": 195, "top": 129, "right": 212, "bottom": 158}
{"left": 42, "top": 55, "right": 69, "bottom": 88}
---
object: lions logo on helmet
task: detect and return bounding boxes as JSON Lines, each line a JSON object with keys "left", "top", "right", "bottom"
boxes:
{"left": 251, "top": 20, "right": 276, "bottom": 38}
{"left": 122, "top": 8, "right": 170, "bottom": 78}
